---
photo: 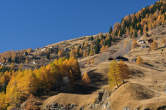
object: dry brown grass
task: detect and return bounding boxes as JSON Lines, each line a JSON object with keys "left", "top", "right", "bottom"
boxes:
{"left": 41, "top": 25, "right": 166, "bottom": 110}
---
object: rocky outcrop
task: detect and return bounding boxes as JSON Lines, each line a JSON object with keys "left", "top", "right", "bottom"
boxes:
{"left": 21, "top": 95, "right": 42, "bottom": 110}
{"left": 41, "top": 87, "right": 112, "bottom": 110}
{"left": 85, "top": 89, "right": 111, "bottom": 110}
{"left": 42, "top": 103, "right": 77, "bottom": 110}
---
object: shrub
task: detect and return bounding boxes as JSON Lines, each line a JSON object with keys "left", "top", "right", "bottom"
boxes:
{"left": 131, "top": 39, "right": 137, "bottom": 49}
{"left": 150, "top": 41, "right": 158, "bottom": 50}
{"left": 161, "top": 38, "right": 166, "bottom": 47}
{"left": 82, "top": 72, "right": 91, "bottom": 84}
{"left": 136, "top": 56, "right": 143, "bottom": 64}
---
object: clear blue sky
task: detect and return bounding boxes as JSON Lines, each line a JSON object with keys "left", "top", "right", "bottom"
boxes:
{"left": 0, "top": 0, "right": 157, "bottom": 52}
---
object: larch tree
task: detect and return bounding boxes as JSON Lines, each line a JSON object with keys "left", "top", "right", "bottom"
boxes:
{"left": 118, "top": 61, "right": 130, "bottom": 83}
{"left": 100, "top": 46, "right": 108, "bottom": 52}
{"left": 108, "top": 60, "right": 121, "bottom": 88}
{"left": 136, "top": 56, "right": 143, "bottom": 65}
{"left": 151, "top": 41, "right": 158, "bottom": 50}
{"left": 132, "top": 39, "right": 137, "bottom": 49}
{"left": 161, "top": 38, "right": 166, "bottom": 47}
{"left": 82, "top": 72, "right": 91, "bottom": 84}
{"left": 89, "top": 48, "right": 94, "bottom": 56}
{"left": 108, "top": 60, "right": 130, "bottom": 88}
{"left": 0, "top": 92, "right": 7, "bottom": 110}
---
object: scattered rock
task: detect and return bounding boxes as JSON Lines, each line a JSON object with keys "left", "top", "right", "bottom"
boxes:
{"left": 86, "top": 88, "right": 111, "bottom": 110}
{"left": 42, "top": 103, "right": 77, "bottom": 110}
{"left": 21, "top": 95, "right": 42, "bottom": 110}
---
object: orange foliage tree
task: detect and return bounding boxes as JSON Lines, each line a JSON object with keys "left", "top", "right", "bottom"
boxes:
{"left": 132, "top": 39, "right": 137, "bottom": 49}
{"left": 136, "top": 56, "right": 143, "bottom": 65}
{"left": 0, "top": 57, "right": 81, "bottom": 108}
{"left": 150, "top": 41, "right": 158, "bottom": 50}
{"left": 108, "top": 60, "right": 130, "bottom": 88}
{"left": 118, "top": 61, "right": 130, "bottom": 82}
{"left": 82, "top": 72, "right": 91, "bottom": 84}
{"left": 161, "top": 38, "right": 166, "bottom": 47}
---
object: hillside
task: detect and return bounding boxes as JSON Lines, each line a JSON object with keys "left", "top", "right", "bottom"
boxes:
{"left": 40, "top": 24, "right": 166, "bottom": 110}
{"left": 0, "top": 0, "right": 165, "bottom": 70}
{"left": 0, "top": 1, "right": 166, "bottom": 110}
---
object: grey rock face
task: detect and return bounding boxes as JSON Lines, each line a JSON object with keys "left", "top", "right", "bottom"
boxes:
{"left": 86, "top": 89, "right": 111, "bottom": 110}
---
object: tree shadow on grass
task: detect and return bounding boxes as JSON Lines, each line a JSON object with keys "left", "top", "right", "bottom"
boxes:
{"left": 130, "top": 69, "right": 144, "bottom": 78}
{"left": 62, "top": 69, "right": 107, "bottom": 95}
{"left": 88, "top": 69, "right": 108, "bottom": 87}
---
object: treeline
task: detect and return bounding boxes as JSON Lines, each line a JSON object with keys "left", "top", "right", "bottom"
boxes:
{"left": 0, "top": 48, "right": 33, "bottom": 64}
{"left": 80, "top": 1, "right": 166, "bottom": 58}
{"left": 69, "top": 1, "right": 166, "bottom": 58}
{"left": 0, "top": 57, "right": 81, "bottom": 110}
{"left": 0, "top": 1, "right": 165, "bottom": 66}
{"left": 110, "top": 1, "right": 166, "bottom": 38}
{"left": 68, "top": 33, "right": 114, "bottom": 58}
{"left": 0, "top": 2, "right": 165, "bottom": 64}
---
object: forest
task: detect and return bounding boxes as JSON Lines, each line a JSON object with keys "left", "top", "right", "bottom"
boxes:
{"left": 0, "top": 57, "right": 81, "bottom": 109}
{"left": 0, "top": 1, "right": 165, "bottom": 66}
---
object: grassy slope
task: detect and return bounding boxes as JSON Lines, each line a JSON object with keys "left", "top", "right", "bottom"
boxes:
{"left": 42, "top": 25, "right": 166, "bottom": 110}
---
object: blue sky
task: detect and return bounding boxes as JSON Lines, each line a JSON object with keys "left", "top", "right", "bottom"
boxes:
{"left": 0, "top": 0, "right": 157, "bottom": 52}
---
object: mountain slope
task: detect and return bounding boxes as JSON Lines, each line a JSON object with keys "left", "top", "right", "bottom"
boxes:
{"left": 0, "top": 1, "right": 166, "bottom": 110}
{"left": 0, "top": 0, "right": 165, "bottom": 71}
{"left": 38, "top": 24, "right": 166, "bottom": 110}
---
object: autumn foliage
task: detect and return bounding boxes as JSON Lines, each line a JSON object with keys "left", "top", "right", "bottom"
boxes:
{"left": 118, "top": 61, "right": 130, "bottom": 80}
{"left": 150, "top": 41, "right": 158, "bottom": 50}
{"left": 100, "top": 46, "right": 108, "bottom": 52}
{"left": 82, "top": 72, "right": 91, "bottom": 84}
{"left": 108, "top": 60, "right": 130, "bottom": 88}
{"left": 0, "top": 57, "right": 81, "bottom": 109}
{"left": 0, "top": 1, "right": 164, "bottom": 66}
{"left": 136, "top": 56, "right": 143, "bottom": 65}
{"left": 110, "top": 1, "right": 166, "bottom": 38}
{"left": 132, "top": 39, "right": 138, "bottom": 49}
{"left": 161, "top": 38, "right": 166, "bottom": 47}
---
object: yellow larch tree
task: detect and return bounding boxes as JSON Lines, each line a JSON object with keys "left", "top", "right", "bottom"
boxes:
{"left": 161, "top": 38, "right": 166, "bottom": 47}
{"left": 108, "top": 60, "right": 130, "bottom": 88}
{"left": 82, "top": 72, "right": 91, "bottom": 84}
{"left": 108, "top": 60, "right": 121, "bottom": 88}
{"left": 136, "top": 56, "right": 143, "bottom": 65}
{"left": 132, "top": 39, "right": 137, "bottom": 49}
{"left": 118, "top": 61, "right": 130, "bottom": 83}
{"left": 151, "top": 41, "right": 158, "bottom": 50}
